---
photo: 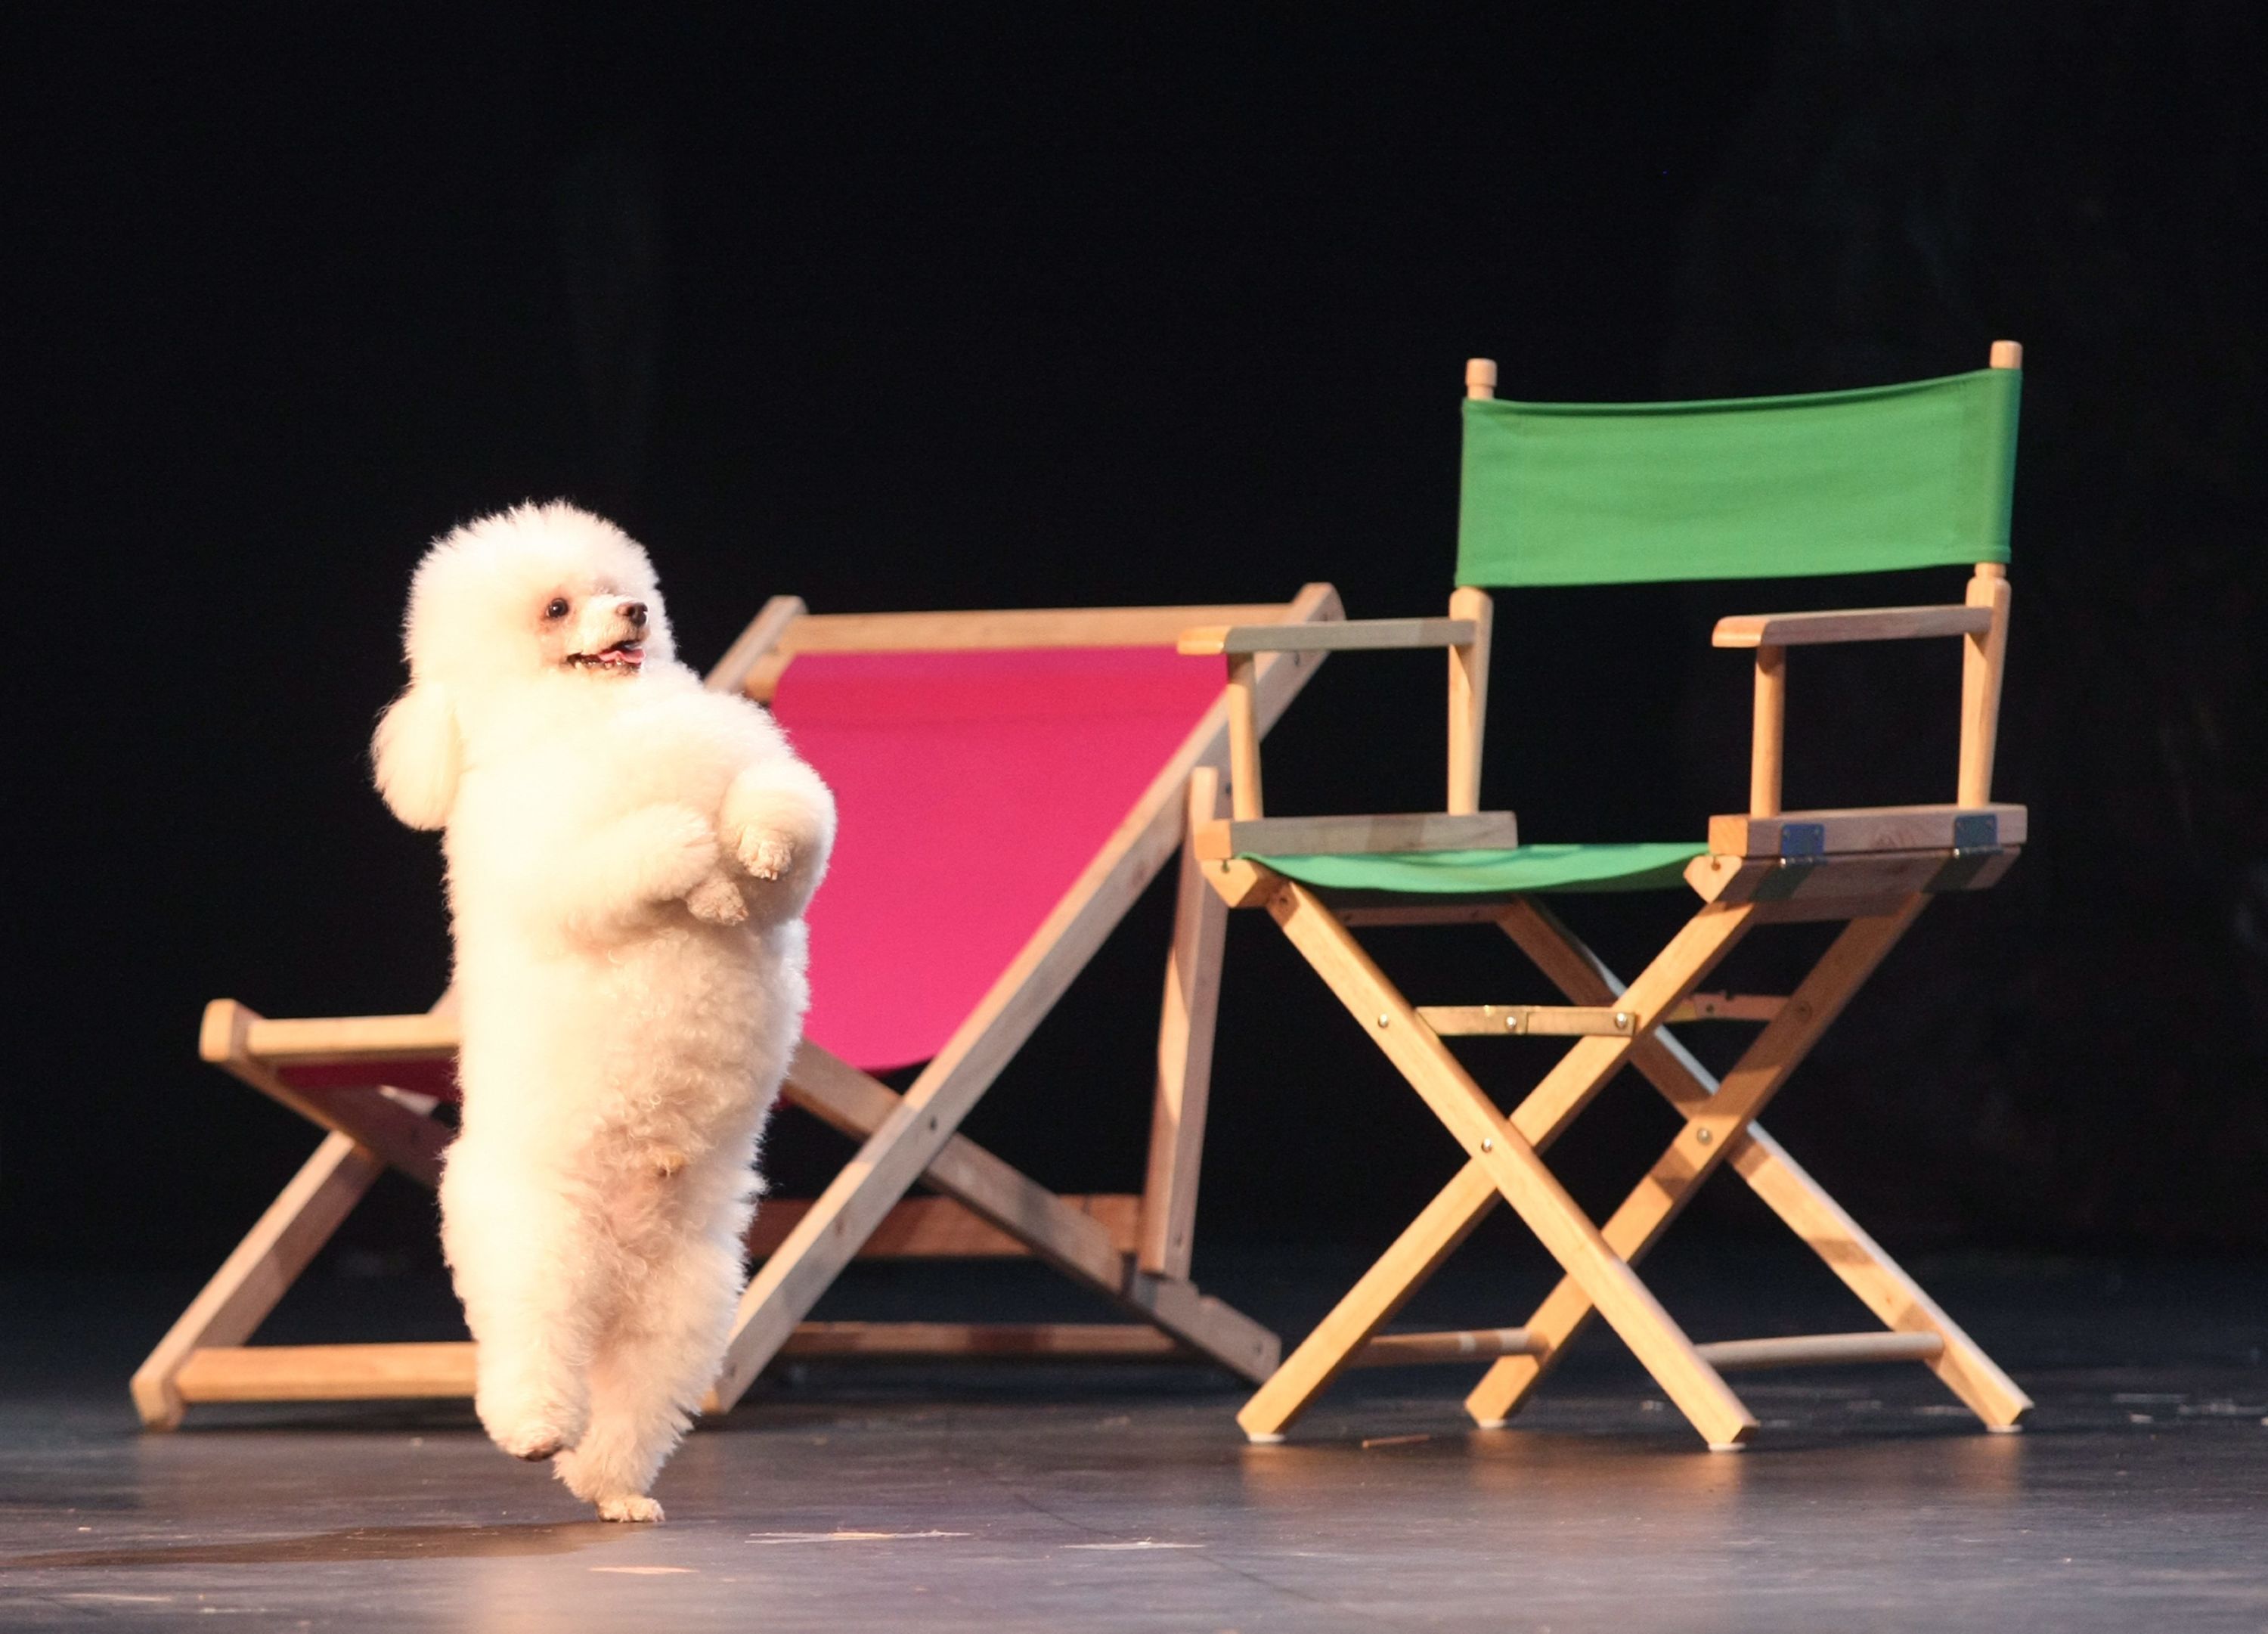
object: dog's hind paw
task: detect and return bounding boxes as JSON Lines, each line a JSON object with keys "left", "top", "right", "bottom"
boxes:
{"left": 596, "top": 1494, "right": 665, "bottom": 1524}
{"left": 491, "top": 1424, "right": 573, "bottom": 1462}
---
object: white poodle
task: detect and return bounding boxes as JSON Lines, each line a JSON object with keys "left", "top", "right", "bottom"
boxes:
{"left": 372, "top": 501, "right": 834, "bottom": 1522}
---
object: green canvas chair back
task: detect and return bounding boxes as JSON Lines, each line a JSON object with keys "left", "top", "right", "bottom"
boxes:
{"left": 1456, "top": 367, "right": 2020, "bottom": 589}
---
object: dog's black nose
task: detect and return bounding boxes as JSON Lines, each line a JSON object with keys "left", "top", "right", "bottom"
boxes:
{"left": 620, "top": 600, "right": 648, "bottom": 627}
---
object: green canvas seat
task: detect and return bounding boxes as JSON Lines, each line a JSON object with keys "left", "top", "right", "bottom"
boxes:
{"left": 1253, "top": 841, "right": 1707, "bottom": 897}
{"left": 1176, "top": 342, "right": 2034, "bottom": 1456}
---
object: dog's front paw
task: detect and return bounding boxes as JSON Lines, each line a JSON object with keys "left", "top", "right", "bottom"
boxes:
{"left": 684, "top": 871, "right": 748, "bottom": 925}
{"left": 737, "top": 826, "right": 797, "bottom": 882}
{"left": 596, "top": 1494, "right": 665, "bottom": 1524}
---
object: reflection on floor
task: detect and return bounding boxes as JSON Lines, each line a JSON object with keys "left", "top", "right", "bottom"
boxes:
{"left": 2, "top": 1250, "right": 2262, "bottom": 1632}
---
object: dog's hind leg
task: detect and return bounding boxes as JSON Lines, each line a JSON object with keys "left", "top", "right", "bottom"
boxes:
{"left": 440, "top": 1152, "right": 605, "bottom": 1462}
{"left": 553, "top": 1226, "right": 744, "bottom": 1522}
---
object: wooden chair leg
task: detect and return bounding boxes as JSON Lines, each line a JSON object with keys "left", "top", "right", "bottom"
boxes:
{"left": 1238, "top": 1164, "right": 1499, "bottom": 1440}
{"left": 1478, "top": 898, "right": 2027, "bottom": 1431}
{"left": 1139, "top": 767, "right": 1230, "bottom": 1279}
{"left": 1238, "top": 890, "right": 1755, "bottom": 1440}
{"left": 1464, "top": 904, "right": 1923, "bottom": 1428}
{"left": 1729, "top": 1127, "right": 2032, "bottom": 1429}
{"left": 1266, "top": 884, "right": 1759, "bottom": 1448}
{"left": 132, "top": 1132, "right": 385, "bottom": 1428}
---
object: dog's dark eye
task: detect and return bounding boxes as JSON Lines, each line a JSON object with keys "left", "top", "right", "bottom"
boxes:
{"left": 544, "top": 597, "right": 570, "bottom": 620}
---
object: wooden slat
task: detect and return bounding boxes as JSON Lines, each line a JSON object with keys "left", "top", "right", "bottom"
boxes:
{"left": 1707, "top": 802, "right": 2026, "bottom": 859}
{"left": 1694, "top": 1331, "right": 1946, "bottom": 1372}
{"left": 174, "top": 1322, "right": 1195, "bottom": 1403}
{"left": 1333, "top": 902, "right": 1512, "bottom": 926}
{"left": 739, "top": 603, "right": 1297, "bottom": 699}
{"left": 1350, "top": 1328, "right": 1543, "bottom": 1368}
{"left": 1417, "top": 1004, "right": 1635, "bottom": 1037}
{"left": 745, "top": 1193, "right": 1142, "bottom": 1260}
{"left": 779, "top": 1322, "right": 1187, "bottom": 1362}
{"left": 1713, "top": 605, "right": 1993, "bottom": 649}
{"left": 1178, "top": 618, "right": 1476, "bottom": 657}
{"left": 1138, "top": 767, "right": 1230, "bottom": 1279}
{"left": 1194, "top": 810, "right": 1518, "bottom": 863}
{"left": 240, "top": 1011, "right": 460, "bottom": 1067}
{"left": 178, "top": 1343, "right": 476, "bottom": 1403}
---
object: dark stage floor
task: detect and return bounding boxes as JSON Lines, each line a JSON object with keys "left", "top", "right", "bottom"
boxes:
{"left": 3, "top": 1250, "right": 2263, "bottom": 1631}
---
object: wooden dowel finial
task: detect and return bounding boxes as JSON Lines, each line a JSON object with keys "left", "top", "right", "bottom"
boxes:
{"left": 1466, "top": 358, "right": 1498, "bottom": 401}
{"left": 1989, "top": 340, "right": 2022, "bottom": 370}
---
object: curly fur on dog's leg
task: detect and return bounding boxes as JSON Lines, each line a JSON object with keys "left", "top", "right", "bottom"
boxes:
{"left": 553, "top": 1228, "right": 745, "bottom": 1522}
{"left": 440, "top": 1155, "right": 607, "bottom": 1462}
{"left": 719, "top": 761, "right": 836, "bottom": 925}
{"left": 545, "top": 802, "right": 722, "bottom": 939}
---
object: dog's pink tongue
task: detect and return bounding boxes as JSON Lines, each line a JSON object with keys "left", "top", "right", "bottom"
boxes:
{"left": 609, "top": 644, "right": 644, "bottom": 666}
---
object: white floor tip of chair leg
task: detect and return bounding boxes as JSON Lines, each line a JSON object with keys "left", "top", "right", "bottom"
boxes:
{"left": 1706, "top": 1440, "right": 1749, "bottom": 1453}
{"left": 1244, "top": 1431, "right": 1286, "bottom": 1445}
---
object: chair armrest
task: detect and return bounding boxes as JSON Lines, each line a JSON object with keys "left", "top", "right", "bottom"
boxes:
{"left": 1712, "top": 604, "right": 1992, "bottom": 648}
{"left": 1193, "top": 810, "right": 1518, "bottom": 862}
{"left": 1179, "top": 617, "right": 1478, "bottom": 656}
{"left": 201, "top": 999, "right": 460, "bottom": 1068}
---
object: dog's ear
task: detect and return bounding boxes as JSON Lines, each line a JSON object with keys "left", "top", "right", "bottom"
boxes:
{"left": 372, "top": 680, "right": 463, "bottom": 830}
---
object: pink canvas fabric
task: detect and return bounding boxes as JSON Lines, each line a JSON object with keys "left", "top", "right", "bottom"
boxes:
{"left": 769, "top": 646, "right": 1224, "bottom": 1072}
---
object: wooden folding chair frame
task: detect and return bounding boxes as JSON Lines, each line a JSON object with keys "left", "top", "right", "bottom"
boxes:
{"left": 1174, "top": 345, "right": 2034, "bottom": 1450}
{"left": 135, "top": 584, "right": 1343, "bottom": 1428}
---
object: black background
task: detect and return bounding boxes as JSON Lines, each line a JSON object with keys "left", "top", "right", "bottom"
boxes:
{"left": 7, "top": 5, "right": 2263, "bottom": 1282}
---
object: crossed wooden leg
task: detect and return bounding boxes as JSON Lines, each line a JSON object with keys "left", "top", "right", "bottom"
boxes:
{"left": 1240, "top": 886, "right": 1761, "bottom": 1447}
{"left": 1464, "top": 898, "right": 2031, "bottom": 1431}
{"left": 1236, "top": 882, "right": 2028, "bottom": 1447}
{"left": 706, "top": 1041, "right": 1278, "bottom": 1414}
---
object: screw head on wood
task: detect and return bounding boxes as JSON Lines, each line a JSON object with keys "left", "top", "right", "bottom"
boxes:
{"left": 1481, "top": 1138, "right": 1494, "bottom": 1152}
{"left": 1376, "top": 1013, "right": 1390, "bottom": 1028}
{"left": 1695, "top": 1127, "right": 1713, "bottom": 1145}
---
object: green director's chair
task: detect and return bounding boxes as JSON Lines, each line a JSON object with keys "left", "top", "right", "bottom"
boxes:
{"left": 1177, "top": 342, "right": 2033, "bottom": 1450}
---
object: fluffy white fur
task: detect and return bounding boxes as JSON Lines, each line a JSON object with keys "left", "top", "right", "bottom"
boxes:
{"left": 373, "top": 502, "right": 834, "bottom": 1523}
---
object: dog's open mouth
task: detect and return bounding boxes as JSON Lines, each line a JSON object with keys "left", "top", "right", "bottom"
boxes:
{"left": 567, "top": 639, "right": 645, "bottom": 673}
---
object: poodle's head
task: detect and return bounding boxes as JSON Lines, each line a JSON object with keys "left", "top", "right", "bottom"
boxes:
{"left": 373, "top": 502, "right": 680, "bottom": 828}
{"left": 403, "top": 501, "right": 677, "bottom": 688}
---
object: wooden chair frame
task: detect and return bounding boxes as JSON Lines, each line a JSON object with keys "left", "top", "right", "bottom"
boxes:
{"left": 135, "top": 584, "right": 1344, "bottom": 1428}
{"left": 1178, "top": 345, "right": 2033, "bottom": 1449}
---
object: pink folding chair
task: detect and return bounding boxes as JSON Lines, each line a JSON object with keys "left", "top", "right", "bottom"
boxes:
{"left": 135, "top": 586, "right": 1339, "bottom": 1427}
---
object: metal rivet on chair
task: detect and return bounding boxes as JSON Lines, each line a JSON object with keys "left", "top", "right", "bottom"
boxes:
{"left": 1695, "top": 1127, "right": 1713, "bottom": 1145}
{"left": 1481, "top": 1138, "right": 1494, "bottom": 1152}
{"left": 1615, "top": 1012, "right": 1631, "bottom": 1030}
